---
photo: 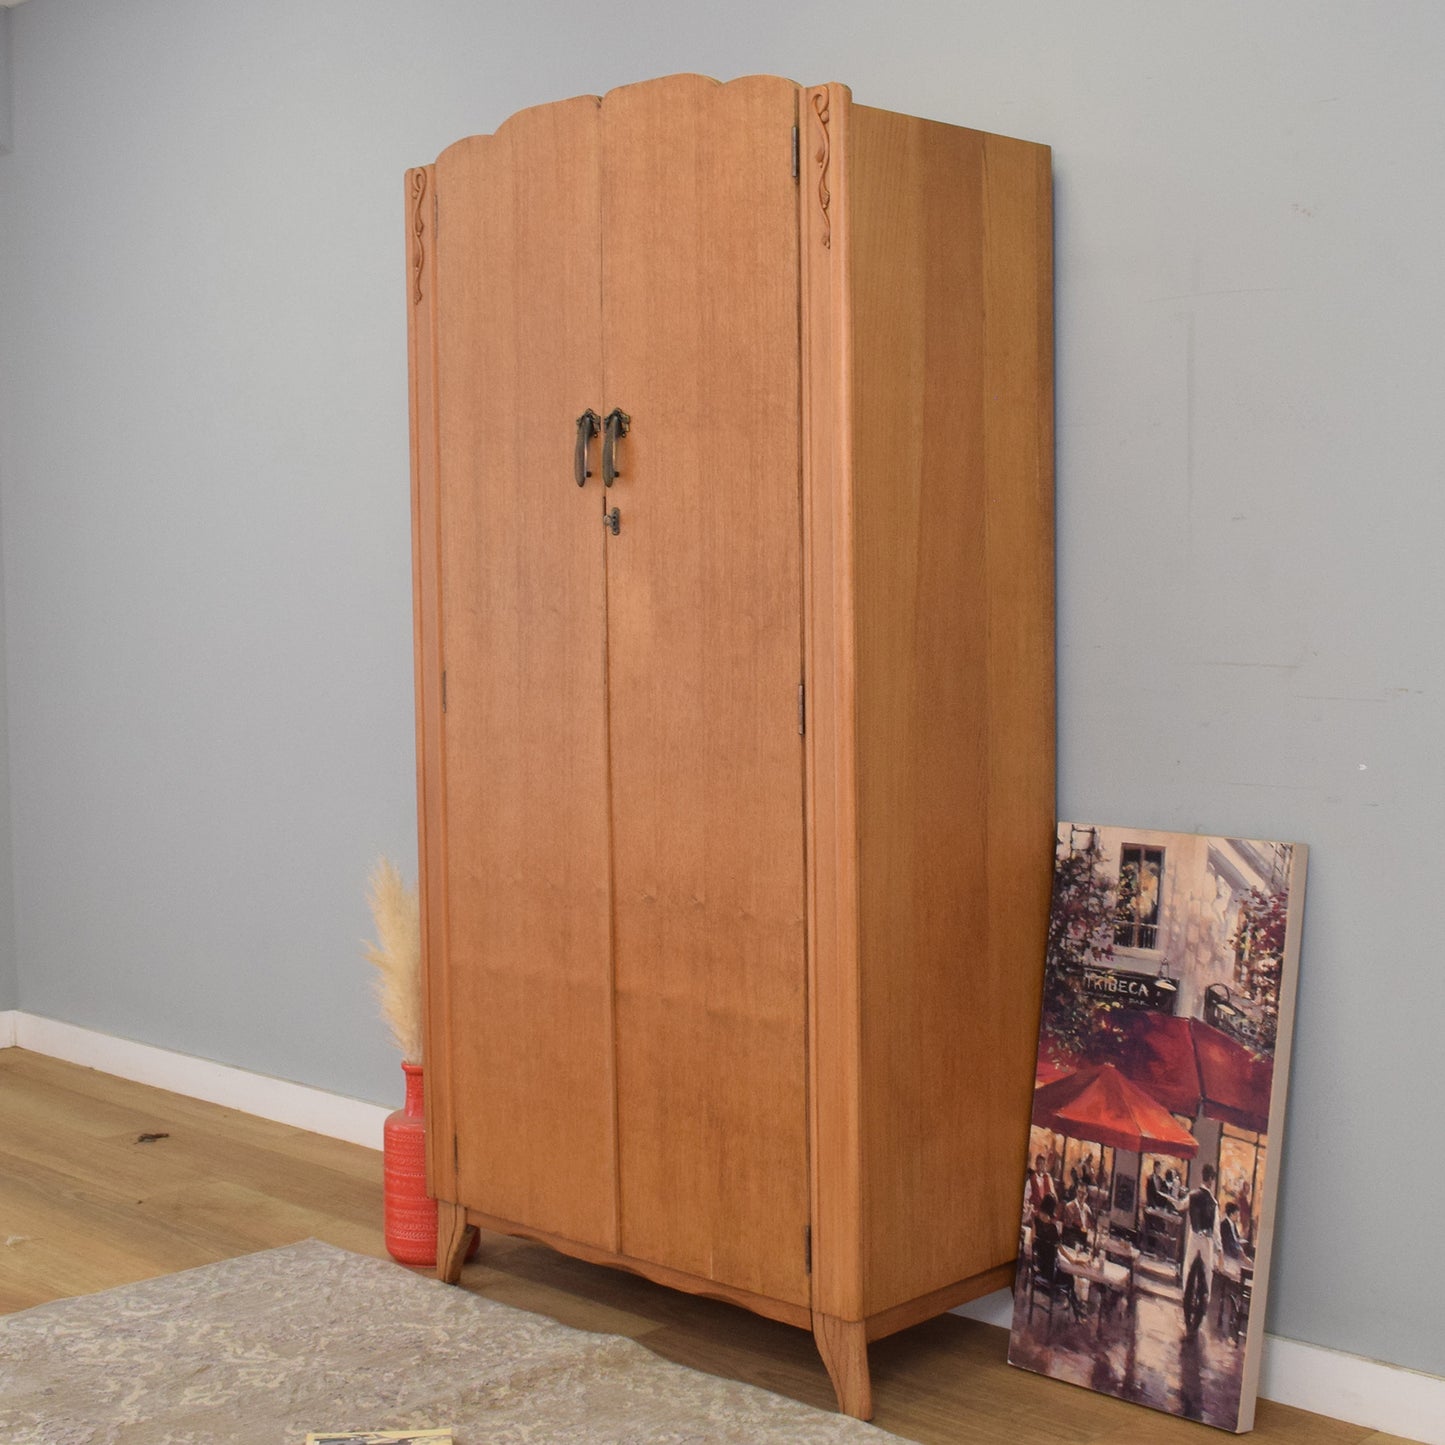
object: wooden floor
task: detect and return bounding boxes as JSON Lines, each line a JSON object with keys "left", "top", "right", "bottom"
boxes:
{"left": 0, "top": 1049, "right": 1417, "bottom": 1444}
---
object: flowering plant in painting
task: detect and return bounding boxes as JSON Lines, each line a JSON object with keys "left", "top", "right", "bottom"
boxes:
{"left": 1229, "top": 888, "right": 1288, "bottom": 962}
{"left": 1040, "top": 838, "right": 1129, "bottom": 1066}
{"left": 1227, "top": 887, "right": 1288, "bottom": 1050}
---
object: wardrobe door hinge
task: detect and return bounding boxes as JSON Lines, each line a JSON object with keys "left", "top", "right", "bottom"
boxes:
{"left": 791, "top": 124, "right": 799, "bottom": 181}
{"left": 453, "top": 1134, "right": 460, "bottom": 1172}
{"left": 797, "top": 681, "right": 806, "bottom": 735}
{"left": 442, "top": 670, "right": 447, "bottom": 713}
{"left": 804, "top": 1224, "right": 812, "bottom": 1274}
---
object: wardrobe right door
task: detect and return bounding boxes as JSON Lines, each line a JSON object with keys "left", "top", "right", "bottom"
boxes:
{"left": 600, "top": 74, "right": 812, "bottom": 1308}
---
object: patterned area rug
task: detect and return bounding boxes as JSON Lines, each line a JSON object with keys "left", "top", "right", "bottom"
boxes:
{"left": 0, "top": 1240, "right": 899, "bottom": 1444}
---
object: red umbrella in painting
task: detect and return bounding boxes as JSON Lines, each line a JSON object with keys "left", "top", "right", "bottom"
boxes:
{"left": 1033, "top": 1062, "right": 1199, "bottom": 1158}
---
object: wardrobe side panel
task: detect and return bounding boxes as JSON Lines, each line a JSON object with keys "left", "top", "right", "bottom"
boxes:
{"left": 847, "top": 105, "right": 1054, "bottom": 1315}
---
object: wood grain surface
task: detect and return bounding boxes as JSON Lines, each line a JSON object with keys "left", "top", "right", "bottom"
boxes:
{"left": 415, "top": 77, "right": 1056, "bottom": 1411}
{"left": 799, "top": 79, "right": 866, "bottom": 1331}
{"left": 845, "top": 103, "right": 1055, "bottom": 1317}
{"left": 427, "top": 96, "right": 617, "bottom": 1250}
{"left": 406, "top": 161, "right": 449, "bottom": 1197}
{"left": 600, "top": 73, "right": 811, "bottom": 1308}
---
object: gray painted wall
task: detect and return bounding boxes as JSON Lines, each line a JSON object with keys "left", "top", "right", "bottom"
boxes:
{"left": 0, "top": 7, "right": 13, "bottom": 156}
{"left": 0, "top": 0, "right": 1440, "bottom": 1378}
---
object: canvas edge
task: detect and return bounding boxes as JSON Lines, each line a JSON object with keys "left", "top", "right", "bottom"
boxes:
{"left": 0, "top": 1012, "right": 389, "bottom": 1149}
{"left": 1233, "top": 840, "right": 1308, "bottom": 1432}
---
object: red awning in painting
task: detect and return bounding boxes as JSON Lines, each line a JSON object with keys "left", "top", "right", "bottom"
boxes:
{"left": 1032, "top": 1063, "right": 1200, "bottom": 1158}
{"left": 1104, "top": 1013, "right": 1273, "bottom": 1134}
{"left": 1035, "top": 1056, "right": 1075, "bottom": 1087}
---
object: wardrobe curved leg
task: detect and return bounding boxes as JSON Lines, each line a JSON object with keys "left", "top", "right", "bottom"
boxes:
{"left": 436, "top": 1199, "right": 476, "bottom": 1284}
{"left": 812, "top": 1311, "right": 873, "bottom": 1419}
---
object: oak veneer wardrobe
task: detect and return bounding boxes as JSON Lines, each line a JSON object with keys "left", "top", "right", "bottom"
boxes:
{"left": 406, "top": 73, "right": 1054, "bottom": 1419}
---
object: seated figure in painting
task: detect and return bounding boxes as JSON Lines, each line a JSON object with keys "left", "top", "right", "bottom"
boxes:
{"left": 1032, "top": 1195, "right": 1084, "bottom": 1320}
{"left": 1033, "top": 1194, "right": 1061, "bottom": 1274}
{"left": 1221, "top": 1201, "right": 1247, "bottom": 1259}
{"left": 1231, "top": 1177, "right": 1254, "bottom": 1240}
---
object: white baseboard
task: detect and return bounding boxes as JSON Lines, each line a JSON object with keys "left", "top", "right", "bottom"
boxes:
{"left": 1, "top": 1013, "right": 1437, "bottom": 1441}
{"left": 0, "top": 1012, "right": 388, "bottom": 1151}
{"left": 953, "top": 1290, "right": 1445, "bottom": 1445}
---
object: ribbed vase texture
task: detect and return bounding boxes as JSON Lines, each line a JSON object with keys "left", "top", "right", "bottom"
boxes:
{"left": 383, "top": 1061, "right": 437, "bottom": 1266}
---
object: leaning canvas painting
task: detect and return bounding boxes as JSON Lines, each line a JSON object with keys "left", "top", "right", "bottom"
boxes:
{"left": 1008, "top": 824, "right": 1307, "bottom": 1433}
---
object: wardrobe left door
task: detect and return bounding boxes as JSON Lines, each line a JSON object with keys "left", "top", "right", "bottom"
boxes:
{"left": 416, "top": 96, "right": 617, "bottom": 1250}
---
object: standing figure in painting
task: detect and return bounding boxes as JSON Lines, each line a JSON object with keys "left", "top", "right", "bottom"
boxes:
{"left": 1061, "top": 1182, "right": 1094, "bottom": 1249}
{"left": 1024, "top": 1154, "right": 1053, "bottom": 1223}
{"left": 1146, "top": 1159, "right": 1170, "bottom": 1210}
{"left": 1176, "top": 1164, "right": 1223, "bottom": 1335}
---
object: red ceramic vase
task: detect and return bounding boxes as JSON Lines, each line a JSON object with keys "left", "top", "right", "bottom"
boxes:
{"left": 383, "top": 1061, "right": 438, "bottom": 1266}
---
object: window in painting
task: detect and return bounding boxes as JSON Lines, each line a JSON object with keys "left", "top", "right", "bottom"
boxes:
{"left": 1115, "top": 844, "right": 1164, "bottom": 949}
{"left": 1218, "top": 1125, "right": 1267, "bottom": 1248}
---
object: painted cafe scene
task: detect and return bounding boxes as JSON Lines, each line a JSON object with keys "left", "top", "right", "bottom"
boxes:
{"left": 1007, "top": 823, "right": 1304, "bottom": 1433}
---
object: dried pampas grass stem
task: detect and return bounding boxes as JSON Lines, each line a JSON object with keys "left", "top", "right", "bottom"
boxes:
{"left": 364, "top": 857, "right": 424, "bottom": 1065}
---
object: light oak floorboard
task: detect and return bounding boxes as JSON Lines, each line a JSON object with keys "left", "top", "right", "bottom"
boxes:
{"left": 0, "top": 1050, "right": 1415, "bottom": 1444}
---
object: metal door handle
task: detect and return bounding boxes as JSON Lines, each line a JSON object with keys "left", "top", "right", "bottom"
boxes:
{"left": 602, "top": 408, "right": 630, "bottom": 487}
{"left": 574, "top": 409, "right": 600, "bottom": 487}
